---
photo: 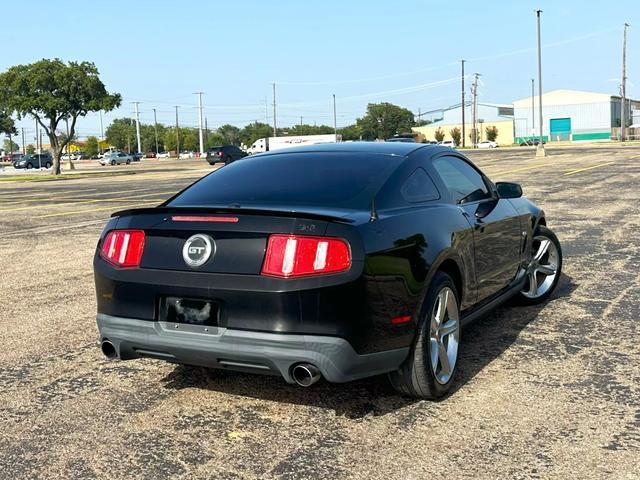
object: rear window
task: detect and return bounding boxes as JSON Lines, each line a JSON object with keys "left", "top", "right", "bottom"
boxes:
{"left": 168, "top": 152, "right": 401, "bottom": 210}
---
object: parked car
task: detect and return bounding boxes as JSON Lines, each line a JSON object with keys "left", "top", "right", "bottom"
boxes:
{"left": 439, "top": 140, "right": 457, "bottom": 148}
{"left": 519, "top": 139, "right": 546, "bottom": 146}
{"left": 145, "top": 152, "right": 157, "bottom": 159}
{"left": 99, "top": 151, "right": 133, "bottom": 166}
{"left": 157, "top": 151, "right": 171, "bottom": 159}
{"left": 179, "top": 151, "right": 195, "bottom": 159}
{"left": 61, "top": 153, "right": 78, "bottom": 161}
{"left": 94, "top": 142, "right": 562, "bottom": 399}
{"left": 206, "top": 145, "right": 248, "bottom": 165}
{"left": 14, "top": 153, "right": 53, "bottom": 169}
{"left": 131, "top": 152, "right": 143, "bottom": 162}
{"left": 477, "top": 140, "right": 498, "bottom": 149}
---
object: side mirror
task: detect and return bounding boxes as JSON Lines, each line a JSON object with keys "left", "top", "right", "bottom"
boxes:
{"left": 496, "top": 182, "right": 523, "bottom": 199}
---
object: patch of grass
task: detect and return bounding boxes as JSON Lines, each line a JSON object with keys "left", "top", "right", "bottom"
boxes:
{"left": 0, "top": 171, "right": 137, "bottom": 182}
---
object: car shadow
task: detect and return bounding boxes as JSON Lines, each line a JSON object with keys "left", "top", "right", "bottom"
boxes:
{"left": 160, "top": 273, "right": 577, "bottom": 418}
{"left": 450, "top": 272, "right": 577, "bottom": 396}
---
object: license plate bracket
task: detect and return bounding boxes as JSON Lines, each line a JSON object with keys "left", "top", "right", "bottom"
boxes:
{"left": 158, "top": 297, "right": 219, "bottom": 326}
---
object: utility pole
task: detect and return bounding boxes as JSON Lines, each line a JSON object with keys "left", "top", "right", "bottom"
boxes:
{"left": 34, "top": 118, "right": 39, "bottom": 154}
{"left": 621, "top": 23, "right": 629, "bottom": 142}
{"left": 205, "top": 117, "right": 208, "bottom": 143}
{"left": 461, "top": 59, "right": 466, "bottom": 148}
{"left": 8, "top": 131, "right": 13, "bottom": 157}
{"left": 132, "top": 102, "right": 142, "bottom": 154}
{"left": 531, "top": 78, "right": 535, "bottom": 137}
{"left": 471, "top": 73, "right": 480, "bottom": 148}
{"left": 536, "top": 9, "right": 546, "bottom": 157}
{"left": 272, "top": 83, "right": 277, "bottom": 137}
{"left": 153, "top": 108, "right": 159, "bottom": 154}
{"left": 21, "top": 127, "right": 25, "bottom": 154}
{"left": 300, "top": 116, "right": 303, "bottom": 126}
{"left": 174, "top": 106, "right": 180, "bottom": 157}
{"left": 195, "top": 92, "right": 204, "bottom": 154}
{"left": 332, "top": 94, "right": 338, "bottom": 142}
{"left": 65, "top": 117, "right": 70, "bottom": 157}
{"left": 99, "top": 110, "right": 104, "bottom": 153}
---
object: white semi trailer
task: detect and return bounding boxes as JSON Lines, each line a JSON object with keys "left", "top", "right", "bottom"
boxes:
{"left": 247, "top": 134, "right": 340, "bottom": 155}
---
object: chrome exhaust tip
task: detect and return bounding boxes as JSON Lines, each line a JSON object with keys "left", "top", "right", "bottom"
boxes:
{"left": 100, "top": 339, "right": 118, "bottom": 360}
{"left": 291, "top": 363, "right": 321, "bottom": 387}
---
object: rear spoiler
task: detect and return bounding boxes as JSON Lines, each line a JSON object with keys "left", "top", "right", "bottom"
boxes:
{"left": 110, "top": 206, "right": 356, "bottom": 223}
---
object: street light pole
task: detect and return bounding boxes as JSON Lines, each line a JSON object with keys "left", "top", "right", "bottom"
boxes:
{"left": 195, "top": 92, "right": 204, "bottom": 154}
{"left": 536, "top": 10, "right": 546, "bottom": 157}
{"left": 153, "top": 108, "right": 159, "bottom": 155}
{"left": 461, "top": 59, "right": 466, "bottom": 148}
{"left": 333, "top": 94, "right": 337, "bottom": 142}
{"left": 174, "top": 106, "right": 180, "bottom": 157}
{"left": 620, "top": 23, "right": 629, "bottom": 142}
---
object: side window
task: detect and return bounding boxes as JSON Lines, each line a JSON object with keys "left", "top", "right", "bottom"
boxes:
{"left": 432, "top": 155, "right": 490, "bottom": 204}
{"left": 401, "top": 168, "right": 440, "bottom": 203}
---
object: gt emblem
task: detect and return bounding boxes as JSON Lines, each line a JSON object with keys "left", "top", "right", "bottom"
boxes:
{"left": 182, "top": 234, "right": 215, "bottom": 267}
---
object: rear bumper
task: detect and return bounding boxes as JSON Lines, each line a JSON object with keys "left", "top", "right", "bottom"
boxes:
{"left": 97, "top": 313, "right": 408, "bottom": 384}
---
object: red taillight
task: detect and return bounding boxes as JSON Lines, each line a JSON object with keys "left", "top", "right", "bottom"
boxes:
{"left": 261, "top": 234, "right": 351, "bottom": 278}
{"left": 100, "top": 230, "right": 145, "bottom": 268}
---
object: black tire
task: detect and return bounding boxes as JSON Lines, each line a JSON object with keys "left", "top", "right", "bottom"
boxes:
{"left": 389, "top": 271, "right": 461, "bottom": 399}
{"left": 27, "top": 163, "right": 33, "bottom": 169}
{"left": 111, "top": 160, "right": 116, "bottom": 166}
{"left": 126, "top": 159, "right": 131, "bottom": 165}
{"left": 515, "top": 225, "right": 562, "bottom": 306}
{"left": 45, "top": 162, "right": 51, "bottom": 168}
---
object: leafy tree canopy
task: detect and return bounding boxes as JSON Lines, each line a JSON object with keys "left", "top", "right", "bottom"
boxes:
{"left": 85, "top": 136, "right": 99, "bottom": 157}
{"left": 0, "top": 111, "right": 17, "bottom": 135}
{"left": 3, "top": 138, "right": 19, "bottom": 152}
{"left": 356, "top": 102, "right": 415, "bottom": 140}
{"left": 0, "top": 58, "right": 120, "bottom": 174}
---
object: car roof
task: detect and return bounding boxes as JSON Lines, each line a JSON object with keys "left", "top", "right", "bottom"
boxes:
{"left": 257, "top": 141, "right": 441, "bottom": 157}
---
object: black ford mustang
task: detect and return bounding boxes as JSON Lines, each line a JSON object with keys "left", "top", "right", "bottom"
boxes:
{"left": 94, "top": 143, "right": 562, "bottom": 399}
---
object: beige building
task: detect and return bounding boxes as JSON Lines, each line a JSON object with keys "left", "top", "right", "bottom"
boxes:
{"left": 413, "top": 102, "right": 514, "bottom": 145}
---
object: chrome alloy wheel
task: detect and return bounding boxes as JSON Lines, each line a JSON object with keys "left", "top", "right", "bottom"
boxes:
{"left": 429, "top": 287, "right": 460, "bottom": 384}
{"left": 521, "top": 235, "right": 559, "bottom": 299}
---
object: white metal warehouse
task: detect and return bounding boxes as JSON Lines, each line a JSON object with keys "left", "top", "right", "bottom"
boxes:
{"left": 512, "top": 89, "right": 640, "bottom": 143}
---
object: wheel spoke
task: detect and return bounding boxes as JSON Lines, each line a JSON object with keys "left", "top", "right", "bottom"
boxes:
{"left": 534, "top": 239, "right": 550, "bottom": 261}
{"left": 536, "top": 264, "right": 556, "bottom": 276}
{"left": 440, "top": 319, "right": 457, "bottom": 337}
{"left": 438, "top": 341, "right": 451, "bottom": 376}
{"left": 528, "top": 271, "right": 538, "bottom": 296}
{"left": 434, "top": 291, "right": 445, "bottom": 324}
{"left": 430, "top": 338, "right": 439, "bottom": 370}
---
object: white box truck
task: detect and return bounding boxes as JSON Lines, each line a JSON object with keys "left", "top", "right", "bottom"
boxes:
{"left": 247, "top": 134, "right": 340, "bottom": 155}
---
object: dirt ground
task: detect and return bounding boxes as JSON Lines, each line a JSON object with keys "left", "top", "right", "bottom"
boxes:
{"left": 0, "top": 145, "right": 638, "bottom": 479}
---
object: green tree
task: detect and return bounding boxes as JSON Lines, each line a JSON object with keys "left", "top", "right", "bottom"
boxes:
{"left": 85, "top": 136, "right": 99, "bottom": 157}
{"left": 284, "top": 124, "right": 334, "bottom": 136}
{"left": 339, "top": 124, "right": 361, "bottom": 141}
{"left": 205, "top": 132, "right": 226, "bottom": 149}
{"left": 238, "top": 122, "right": 274, "bottom": 148}
{"left": 3, "top": 138, "right": 19, "bottom": 152}
{"left": 106, "top": 118, "right": 136, "bottom": 151}
{"left": 485, "top": 126, "right": 498, "bottom": 142}
{"left": 434, "top": 127, "right": 445, "bottom": 142}
{"left": 26, "top": 144, "right": 35, "bottom": 154}
{"left": 0, "top": 111, "right": 17, "bottom": 136}
{"left": 449, "top": 127, "right": 461, "bottom": 146}
{"left": 0, "top": 59, "right": 120, "bottom": 174}
{"left": 355, "top": 102, "right": 415, "bottom": 140}
{"left": 217, "top": 124, "right": 241, "bottom": 145}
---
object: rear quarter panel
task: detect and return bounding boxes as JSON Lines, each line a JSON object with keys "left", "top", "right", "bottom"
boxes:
{"left": 355, "top": 205, "right": 475, "bottom": 353}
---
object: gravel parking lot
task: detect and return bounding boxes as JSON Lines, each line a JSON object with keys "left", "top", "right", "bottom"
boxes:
{"left": 0, "top": 145, "right": 639, "bottom": 479}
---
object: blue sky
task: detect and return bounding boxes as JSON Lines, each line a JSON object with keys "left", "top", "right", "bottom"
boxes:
{"left": 2, "top": 0, "right": 639, "bottom": 142}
